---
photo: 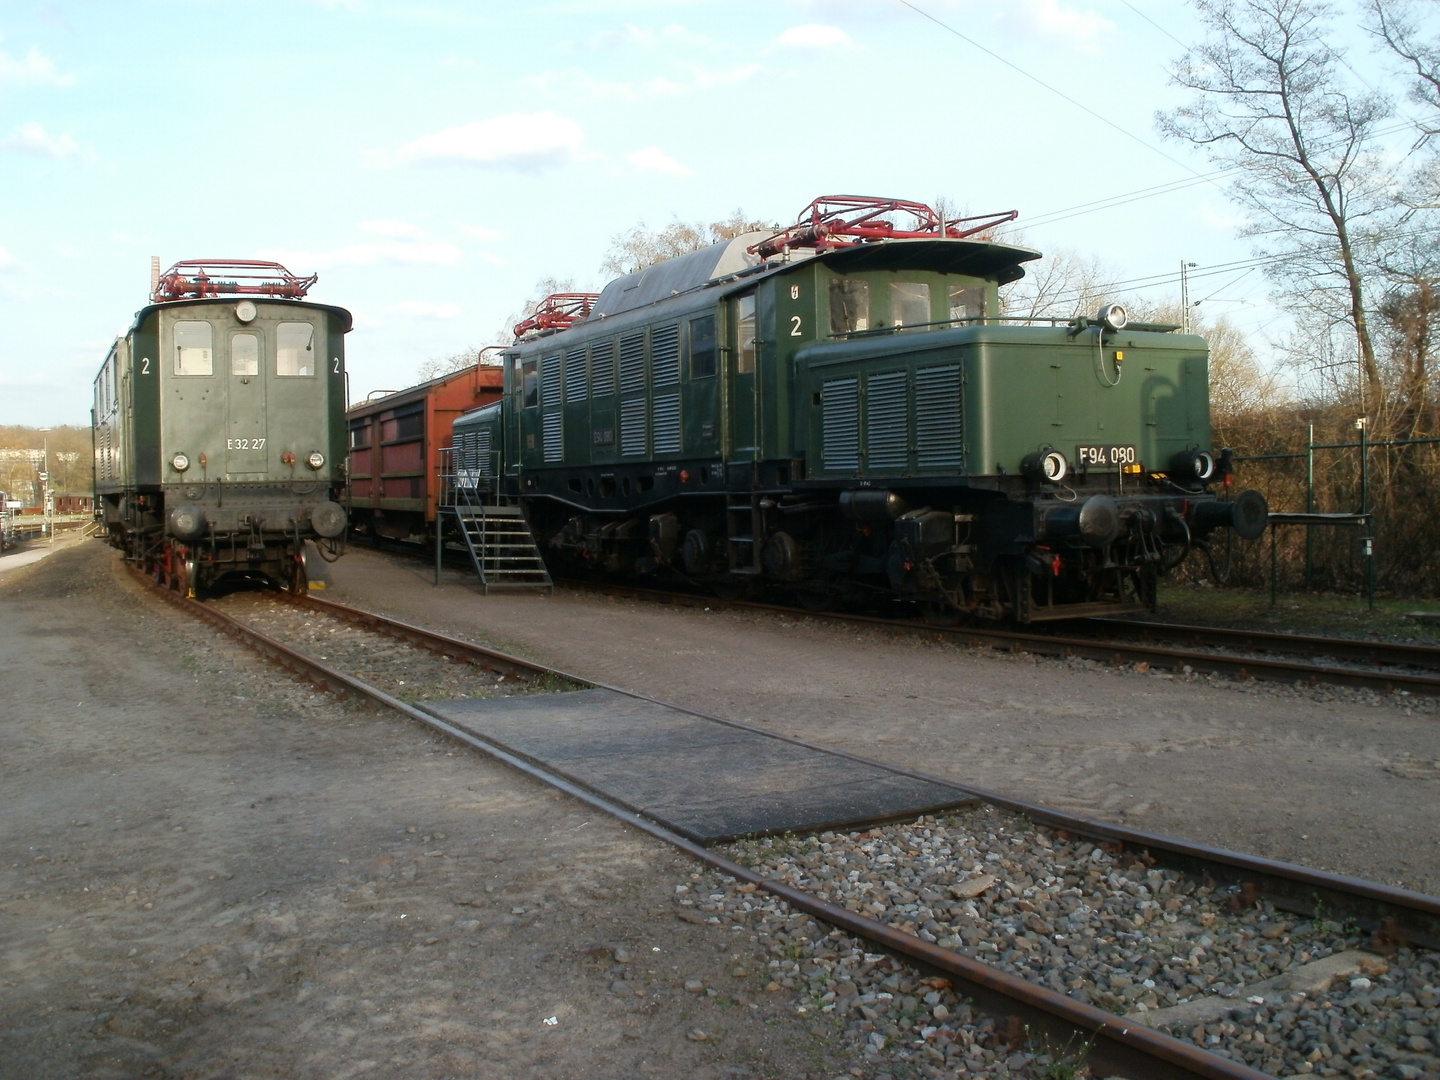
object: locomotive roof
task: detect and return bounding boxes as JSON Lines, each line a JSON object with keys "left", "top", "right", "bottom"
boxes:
{"left": 127, "top": 295, "right": 355, "bottom": 335}
{"left": 592, "top": 232, "right": 772, "bottom": 318}
{"left": 588, "top": 234, "right": 1040, "bottom": 323}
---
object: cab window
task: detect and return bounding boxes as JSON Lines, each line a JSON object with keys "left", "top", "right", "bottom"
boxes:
{"left": 829, "top": 279, "right": 869, "bottom": 334}
{"left": 689, "top": 315, "right": 717, "bottom": 378}
{"left": 231, "top": 333, "right": 259, "bottom": 376}
{"left": 949, "top": 283, "right": 984, "bottom": 321}
{"left": 736, "top": 295, "right": 757, "bottom": 374}
{"left": 277, "top": 323, "right": 315, "bottom": 376}
{"left": 891, "top": 282, "right": 931, "bottom": 329}
{"left": 522, "top": 359, "right": 538, "bottom": 407}
{"left": 173, "top": 321, "right": 213, "bottom": 376}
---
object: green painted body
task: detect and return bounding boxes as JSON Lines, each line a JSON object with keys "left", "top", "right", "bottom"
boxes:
{"left": 453, "top": 234, "right": 1253, "bottom": 621}
{"left": 498, "top": 247, "right": 1210, "bottom": 491}
{"left": 93, "top": 295, "right": 352, "bottom": 592}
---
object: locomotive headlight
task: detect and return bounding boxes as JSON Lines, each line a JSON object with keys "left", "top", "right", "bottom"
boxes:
{"left": 1169, "top": 448, "right": 1217, "bottom": 483}
{"left": 1021, "top": 448, "right": 1069, "bottom": 484}
{"left": 1096, "top": 303, "right": 1128, "bottom": 332}
{"left": 235, "top": 300, "right": 257, "bottom": 323}
{"left": 306, "top": 451, "right": 325, "bottom": 470}
{"left": 171, "top": 452, "right": 190, "bottom": 472}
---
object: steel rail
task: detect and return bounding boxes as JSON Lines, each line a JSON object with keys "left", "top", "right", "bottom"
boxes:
{"left": 1085, "top": 617, "right": 1440, "bottom": 673}
{"left": 127, "top": 570, "right": 1267, "bottom": 1080}
{"left": 274, "top": 586, "right": 1440, "bottom": 944}
{"left": 274, "top": 587, "right": 1440, "bottom": 949}
{"left": 552, "top": 579, "right": 1440, "bottom": 697}
{"left": 129, "top": 567, "right": 1440, "bottom": 1077}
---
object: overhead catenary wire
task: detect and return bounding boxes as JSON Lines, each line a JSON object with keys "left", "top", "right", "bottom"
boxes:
{"left": 892, "top": 0, "right": 1221, "bottom": 184}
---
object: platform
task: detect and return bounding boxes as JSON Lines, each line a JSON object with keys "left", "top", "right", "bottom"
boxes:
{"left": 426, "top": 689, "right": 973, "bottom": 844}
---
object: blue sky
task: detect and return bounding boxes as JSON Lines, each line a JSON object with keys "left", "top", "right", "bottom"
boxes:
{"left": 0, "top": 0, "right": 1392, "bottom": 425}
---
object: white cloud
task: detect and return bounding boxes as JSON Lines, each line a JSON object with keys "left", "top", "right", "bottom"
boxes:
{"left": 523, "top": 63, "right": 761, "bottom": 102}
{"left": 260, "top": 240, "right": 463, "bottom": 268}
{"left": 1, "top": 122, "right": 79, "bottom": 158}
{"left": 462, "top": 224, "right": 505, "bottom": 241}
{"left": 1198, "top": 199, "right": 1250, "bottom": 233}
{"left": 1000, "top": 0, "right": 1114, "bottom": 44}
{"left": 0, "top": 246, "right": 18, "bottom": 272}
{"left": 398, "top": 112, "right": 584, "bottom": 170}
{"left": 627, "top": 146, "right": 690, "bottom": 177}
{"left": 360, "top": 219, "right": 427, "bottom": 239}
{"left": 572, "top": 24, "right": 712, "bottom": 53}
{"left": 0, "top": 45, "right": 75, "bottom": 86}
{"left": 774, "top": 24, "right": 854, "bottom": 51}
{"left": 392, "top": 300, "right": 462, "bottom": 319}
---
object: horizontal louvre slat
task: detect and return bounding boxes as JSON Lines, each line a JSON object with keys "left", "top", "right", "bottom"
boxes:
{"left": 619, "top": 332, "right": 645, "bottom": 393}
{"left": 915, "top": 364, "right": 963, "bottom": 470}
{"left": 542, "top": 412, "right": 562, "bottom": 463}
{"left": 652, "top": 324, "right": 679, "bottom": 386}
{"left": 822, "top": 377, "right": 859, "bottom": 471}
{"left": 865, "top": 370, "right": 908, "bottom": 471}
{"left": 541, "top": 353, "right": 561, "bottom": 409}
{"left": 564, "top": 345, "right": 588, "bottom": 403}
{"left": 621, "top": 397, "right": 647, "bottom": 457}
{"left": 590, "top": 341, "right": 615, "bottom": 398}
{"left": 652, "top": 392, "right": 680, "bottom": 454}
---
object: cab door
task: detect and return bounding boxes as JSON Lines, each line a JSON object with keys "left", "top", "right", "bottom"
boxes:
{"left": 726, "top": 293, "right": 758, "bottom": 460}
{"left": 226, "top": 329, "right": 267, "bottom": 478}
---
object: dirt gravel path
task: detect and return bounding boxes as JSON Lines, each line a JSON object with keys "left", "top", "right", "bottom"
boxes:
{"left": 0, "top": 542, "right": 877, "bottom": 1080}
{"left": 322, "top": 547, "right": 1440, "bottom": 898}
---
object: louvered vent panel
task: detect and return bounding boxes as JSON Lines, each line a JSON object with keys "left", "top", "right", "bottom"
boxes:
{"left": 651, "top": 324, "right": 680, "bottom": 386}
{"left": 541, "top": 353, "right": 561, "bottom": 409}
{"left": 563, "top": 345, "right": 588, "bottom": 402}
{"left": 621, "top": 397, "right": 647, "bottom": 457}
{"left": 590, "top": 341, "right": 615, "bottom": 398}
{"left": 865, "top": 371, "right": 909, "bottom": 471}
{"left": 822, "top": 378, "right": 860, "bottom": 471}
{"left": 542, "top": 412, "right": 562, "bottom": 463}
{"left": 619, "top": 332, "right": 645, "bottom": 393}
{"left": 652, "top": 392, "right": 681, "bottom": 455}
{"left": 915, "top": 364, "right": 964, "bottom": 470}
{"left": 475, "top": 428, "right": 492, "bottom": 478}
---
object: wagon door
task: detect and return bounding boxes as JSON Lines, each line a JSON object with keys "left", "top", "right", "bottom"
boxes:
{"left": 226, "top": 330, "right": 267, "bottom": 477}
{"left": 726, "top": 293, "right": 757, "bottom": 460}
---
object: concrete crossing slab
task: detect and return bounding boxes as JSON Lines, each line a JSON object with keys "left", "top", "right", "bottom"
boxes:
{"left": 426, "top": 688, "right": 972, "bottom": 843}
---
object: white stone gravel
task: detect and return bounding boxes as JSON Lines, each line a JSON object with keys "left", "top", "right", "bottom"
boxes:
{"left": 672, "top": 807, "right": 1440, "bottom": 1080}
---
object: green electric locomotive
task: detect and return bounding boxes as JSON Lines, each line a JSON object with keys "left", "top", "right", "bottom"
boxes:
{"left": 452, "top": 196, "right": 1266, "bottom": 621}
{"left": 93, "top": 259, "right": 350, "bottom": 596}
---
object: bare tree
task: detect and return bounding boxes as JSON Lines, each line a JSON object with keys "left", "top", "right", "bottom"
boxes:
{"left": 600, "top": 209, "right": 775, "bottom": 277}
{"left": 415, "top": 345, "right": 491, "bottom": 383}
{"left": 1158, "top": 0, "right": 1397, "bottom": 404}
{"left": 1367, "top": 0, "right": 1440, "bottom": 117}
{"left": 998, "top": 236, "right": 1119, "bottom": 321}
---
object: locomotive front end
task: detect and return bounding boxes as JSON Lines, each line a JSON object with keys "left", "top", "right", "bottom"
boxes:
{"left": 94, "top": 260, "right": 352, "bottom": 596}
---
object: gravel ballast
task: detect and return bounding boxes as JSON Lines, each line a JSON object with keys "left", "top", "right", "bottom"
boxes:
{"left": 677, "top": 808, "right": 1440, "bottom": 1080}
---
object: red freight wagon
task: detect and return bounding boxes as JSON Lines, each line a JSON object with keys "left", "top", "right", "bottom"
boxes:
{"left": 347, "top": 364, "right": 504, "bottom": 541}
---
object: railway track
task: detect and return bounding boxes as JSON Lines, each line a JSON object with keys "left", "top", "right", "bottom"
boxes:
{"left": 554, "top": 578, "right": 1440, "bottom": 698}
{"left": 133, "top": 566, "right": 1440, "bottom": 1080}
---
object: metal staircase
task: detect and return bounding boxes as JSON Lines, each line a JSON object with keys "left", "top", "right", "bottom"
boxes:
{"left": 440, "top": 446, "right": 551, "bottom": 592}
{"left": 448, "top": 496, "right": 552, "bottom": 592}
